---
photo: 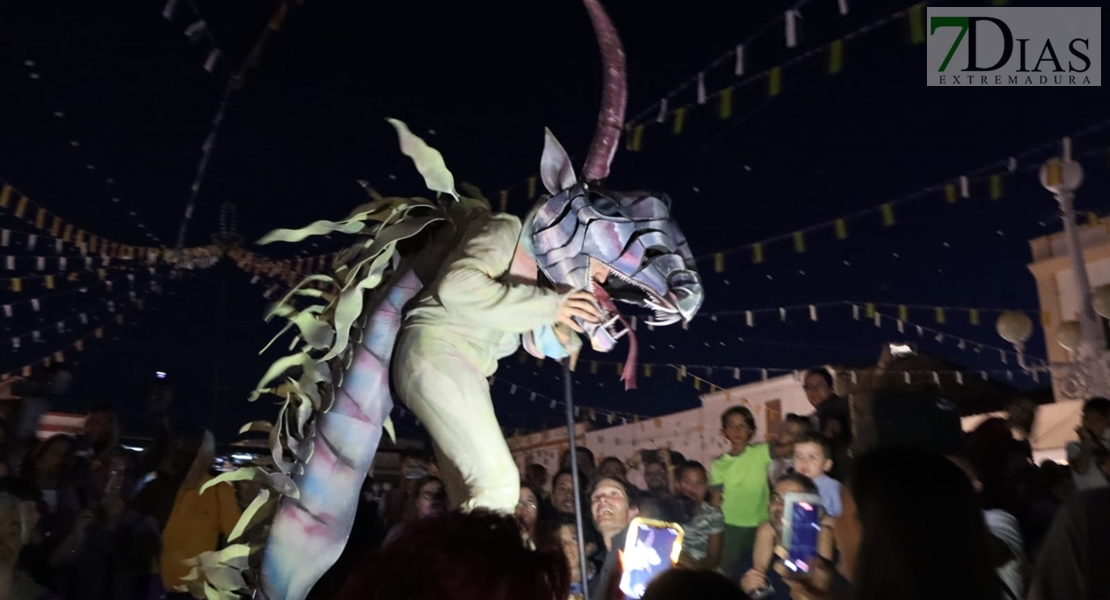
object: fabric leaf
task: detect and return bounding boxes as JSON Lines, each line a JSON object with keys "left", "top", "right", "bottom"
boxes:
{"left": 229, "top": 489, "right": 273, "bottom": 542}
{"left": 257, "top": 219, "right": 365, "bottom": 245}
{"left": 200, "top": 567, "right": 246, "bottom": 595}
{"left": 266, "top": 471, "right": 299, "bottom": 498}
{"left": 238, "top": 421, "right": 273, "bottom": 434}
{"left": 290, "top": 310, "right": 334, "bottom": 350}
{"left": 200, "top": 468, "right": 259, "bottom": 495}
{"left": 387, "top": 119, "right": 459, "bottom": 200}
{"left": 248, "top": 353, "right": 313, "bottom": 402}
{"left": 383, "top": 416, "right": 396, "bottom": 443}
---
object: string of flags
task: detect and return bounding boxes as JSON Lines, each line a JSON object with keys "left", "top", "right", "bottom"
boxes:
{"left": 624, "top": 0, "right": 937, "bottom": 134}
{"left": 15, "top": 58, "right": 163, "bottom": 244}
{"left": 850, "top": 304, "right": 1045, "bottom": 370}
{"left": 171, "top": 0, "right": 295, "bottom": 249}
{"left": 0, "top": 267, "right": 151, "bottom": 316}
{"left": 696, "top": 126, "right": 1110, "bottom": 270}
{"left": 160, "top": 0, "right": 230, "bottom": 75}
{"left": 0, "top": 270, "right": 170, "bottom": 377}
{"left": 495, "top": 355, "right": 1041, "bottom": 437}
{"left": 0, "top": 180, "right": 221, "bottom": 268}
{"left": 487, "top": 0, "right": 983, "bottom": 210}
{"left": 5, "top": 284, "right": 155, "bottom": 352}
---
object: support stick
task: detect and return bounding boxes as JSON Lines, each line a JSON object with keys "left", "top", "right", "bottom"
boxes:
{"left": 563, "top": 362, "right": 591, "bottom": 600}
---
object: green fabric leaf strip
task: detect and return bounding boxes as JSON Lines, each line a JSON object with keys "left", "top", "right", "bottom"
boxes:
{"left": 386, "top": 119, "right": 459, "bottom": 200}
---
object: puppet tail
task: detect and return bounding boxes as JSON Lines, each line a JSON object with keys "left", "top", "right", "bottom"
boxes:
{"left": 259, "top": 268, "right": 423, "bottom": 600}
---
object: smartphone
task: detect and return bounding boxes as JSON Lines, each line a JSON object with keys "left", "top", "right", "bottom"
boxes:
{"left": 618, "top": 517, "right": 684, "bottom": 599}
{"left": 641, "top": 449, "right": 660, "bottom": 464}
{"left": 781, "top": 492, "right": 822, "bottom": 574}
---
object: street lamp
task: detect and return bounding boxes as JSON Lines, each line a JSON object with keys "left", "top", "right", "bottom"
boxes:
{"left": 996, "top": 138, "right": 1110, "bottom": 400}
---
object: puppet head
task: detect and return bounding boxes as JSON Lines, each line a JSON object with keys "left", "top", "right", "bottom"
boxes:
{"left": 525, "top": 132, "right": 704, "bottom": 353}
{"left": 524, "top": 0, "right": 703, "bottom": 352}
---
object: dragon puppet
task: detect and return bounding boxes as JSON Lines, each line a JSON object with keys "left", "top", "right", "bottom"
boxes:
{"left": 181, "top": 0, "right": 703, "bottom": 598}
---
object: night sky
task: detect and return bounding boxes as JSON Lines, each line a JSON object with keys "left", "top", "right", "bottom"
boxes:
{"left": 0, "top": 0, "right": 1106, "bottom": 441}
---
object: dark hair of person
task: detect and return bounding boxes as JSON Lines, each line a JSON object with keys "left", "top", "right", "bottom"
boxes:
{"left": 526, "top": 463, "right": 548, "bottom": 482}
{"left": 560, "top": 446, "right": 596, "bottom": 468}
{"left": 641, "top": 569, "right": 747, "bottom": 600}
{"left": 793, "top": 432, "right": 832, "bottom": 459}
{"left": 675, "top": 460, "right": 707, "bottom": 481}
{"left": 597, "top": 456, "right": 625, "bottom": 473}
{"left": 401, "top": 475, "right": 444, "bottom": 523}
{"left": 720, "top": 406, "right": 756, "bottom": 432}
{"left": 1083, "top": 396, "right": 1110, "bottom": 418}
{"left": 804, "top": 368, "right": 834, "bottom": 387}
{"left": 785, "top": 413, "right": 813, "bottom": 430}
{"left": 588, "top": 476, "right": 636, "bottom": 505}
{"left": 776, "top": 472, "right": 819, "bottom": 495}
{"left": 847, "top": 447, "right": 1000, "bottom": 600}
{"left": 520, "top": 480, "right": 561, "bottom": 555}
{"left": 23, "top": 434, "right": 76, "bottom": 479}
{"left": 553, "top": 467, "right": 590, "bottom": 499}
{"left": 336, "top": 510, "right": 568, "bottom": 600}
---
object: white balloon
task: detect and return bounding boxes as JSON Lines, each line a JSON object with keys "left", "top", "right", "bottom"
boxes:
{"left": 996, "top": 310, "right": 1034, "bottom": 344}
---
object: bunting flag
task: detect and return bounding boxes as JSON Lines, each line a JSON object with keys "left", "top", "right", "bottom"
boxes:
{"left": 493, "top": 350, "right": 1034, "bottom": 437}
{"left": 0, "top": 268, "right": 171, "bottom": 377}
{"left": 0, "top": 180, "right": 220, "bottom": 268}
{"left": 161, "top": 0, "right": 229, "bottom": 76}
{"left": 15, "top": 56, "right": 163, "bottom": 244}
{"left": 689, "top": 125, "right": 1110, "bottom": 270}
{"left": 0, "top": 266, "right": 155, "bottom": 319}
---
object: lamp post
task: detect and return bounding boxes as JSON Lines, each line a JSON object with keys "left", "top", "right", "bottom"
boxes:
{"left": 997, "top": 137, "right": 1110, "bottom": 400}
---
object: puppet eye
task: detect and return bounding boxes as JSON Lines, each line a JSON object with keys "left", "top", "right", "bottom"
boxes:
{"left": 590, "top": 193, "right": 623, "bottom": 217}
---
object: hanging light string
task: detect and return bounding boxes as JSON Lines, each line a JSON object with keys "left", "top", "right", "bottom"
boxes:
{"left": 0, "top": 268, "right": 153, "bottom": 315}
{"left": 173, "top": 2, "right": 294, "bottom": 249}
{"left": 14, "top": 55, "right": 162, "bottom": 244}
{"left": 694, "top": 121, "right": 1110, "bottom": 269}
{"left": 0, "top": 267, "right": 172, "bottom": 376}
{"left": 854, "top": 305, "right": 1047, "bottom": 367}
{"left": 625, "top": 0, "right": 867, "bottom": 127}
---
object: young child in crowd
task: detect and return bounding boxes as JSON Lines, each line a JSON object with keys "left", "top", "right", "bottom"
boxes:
{"left": 790, "top": 433, "right": 842, "bottom": 517}
{"left": 710, "top": 406, "right": 772, "bottom": 579}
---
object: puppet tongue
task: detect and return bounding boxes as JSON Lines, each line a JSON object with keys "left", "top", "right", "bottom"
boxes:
{"left": 591, "top": 285, "right": 638, "bottom": 390}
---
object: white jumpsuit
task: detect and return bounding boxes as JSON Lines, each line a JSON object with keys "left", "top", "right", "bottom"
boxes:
{"left": 393, "top": 210, "right": 569, "bottom": 513}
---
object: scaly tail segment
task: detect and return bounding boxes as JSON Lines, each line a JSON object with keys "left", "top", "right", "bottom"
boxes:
{"left": 177, "top": 195, "right": 450, "bottom": 600}
{"left": 260, "top": 268, "right": 424, "bottom": 600}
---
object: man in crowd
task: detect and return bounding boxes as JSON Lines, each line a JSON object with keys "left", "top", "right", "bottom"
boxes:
{"left": 801, "top": 368, "right": 852, "bottom": 480}
{"left": 1067, "top": 396, "right": 1110, "bottom": 490}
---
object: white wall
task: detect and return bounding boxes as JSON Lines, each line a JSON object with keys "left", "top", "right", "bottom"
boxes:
{"left": 1053, "top": 256, "right": 1110, "bottom": 322}
{"left": 509, "top": 374, "right": 814, "bottom": 484}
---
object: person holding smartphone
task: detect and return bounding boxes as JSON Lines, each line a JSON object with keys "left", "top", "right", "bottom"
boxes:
{"left": 741, "top": 474, "right": 834, "bottom": 599}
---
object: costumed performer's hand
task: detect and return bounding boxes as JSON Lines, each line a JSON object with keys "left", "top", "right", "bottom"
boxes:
{"left": 558, "top": 291, "right": 601, "bottom": 333}
{"left": 554, "top": 323, "right": 582, "bottom": 371}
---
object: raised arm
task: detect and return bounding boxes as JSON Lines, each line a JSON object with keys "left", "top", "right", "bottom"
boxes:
{"left": 437, "top": 214, "right": 564, "bottom": 333}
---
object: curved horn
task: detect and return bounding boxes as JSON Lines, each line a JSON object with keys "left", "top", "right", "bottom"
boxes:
{"left": 581, "top": 0, "right": 627, "bottom": 184}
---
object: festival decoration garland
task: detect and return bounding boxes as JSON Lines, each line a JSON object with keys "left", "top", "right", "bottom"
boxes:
{"left": 0, "top": 268, "right": 171, "bottom": 377}
{"left": 0, "top": 180, "right": 220, "bottom": 267}
{"left": 14, "top": 58, "right": 164, "bottom": 243}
